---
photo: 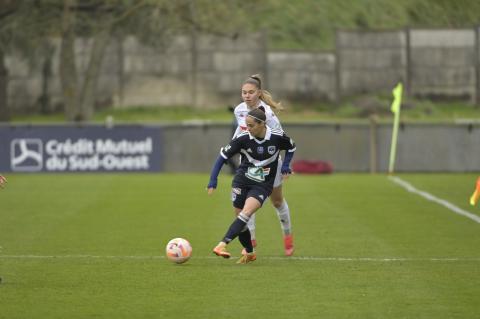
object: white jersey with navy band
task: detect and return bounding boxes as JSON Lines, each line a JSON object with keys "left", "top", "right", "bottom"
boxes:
{"left": 232, "top": 101, "right": 282, "bottom": 138}
{"left": 220, "top": 127, "right": 296, "bottom": 191}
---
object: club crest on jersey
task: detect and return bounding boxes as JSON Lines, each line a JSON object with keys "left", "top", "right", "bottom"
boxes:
{"left": 257, "top": 146, "right": 264, "bottom": 154}
{"left": 268, "top": 146, "right": 276, "bottom": 154}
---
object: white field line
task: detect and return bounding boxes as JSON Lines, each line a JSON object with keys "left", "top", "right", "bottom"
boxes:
{"left": 388, "top": 176, "right": 480, "bottom": 224}
{"left": 0, "top": 255, "right": 479, "bottom": 262}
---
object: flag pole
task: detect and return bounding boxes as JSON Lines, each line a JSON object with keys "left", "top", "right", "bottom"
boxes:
{"left": 388, "top": 83, "right": 403, "bottom": 174}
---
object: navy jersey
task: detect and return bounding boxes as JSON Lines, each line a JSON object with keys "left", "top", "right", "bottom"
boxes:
{"left": 219, "top": 127, "right": 296, "bottom": 191}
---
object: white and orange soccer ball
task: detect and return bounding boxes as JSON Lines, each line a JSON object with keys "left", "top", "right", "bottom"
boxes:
{"left": 165, "top": 238, "right": 192, "bottom": 264}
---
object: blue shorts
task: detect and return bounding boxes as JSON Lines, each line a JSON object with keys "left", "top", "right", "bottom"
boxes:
{"left": 231, "top": 184, "right": 271, "bottom": 209}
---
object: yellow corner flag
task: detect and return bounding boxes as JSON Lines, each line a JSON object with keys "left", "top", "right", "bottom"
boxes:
{"left": 391, "top": 82, "right": 403, "bottom": 114}
{"left": 470, "top": 177, "right": 480, "bottom": 206}
{"left": 388, "top": 82, "right": 403, "bottom": 174}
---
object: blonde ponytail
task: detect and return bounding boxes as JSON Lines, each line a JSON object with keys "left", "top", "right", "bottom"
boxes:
{"left": 260, "top": 89, "right": 283, "bottom": 112}
{"left": 244, "top": 74, "right": 284, "bottom": 113}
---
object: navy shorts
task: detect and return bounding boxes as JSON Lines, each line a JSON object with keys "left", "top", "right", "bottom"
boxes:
{"left": 231, "top": 184, "right": 271, "bottom": 209}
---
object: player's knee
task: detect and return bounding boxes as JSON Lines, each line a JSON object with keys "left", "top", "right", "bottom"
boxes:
{"left": 270, "top": 197, "right": 284, "bottom": 208}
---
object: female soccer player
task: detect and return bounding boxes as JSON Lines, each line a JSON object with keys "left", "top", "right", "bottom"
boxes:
{"left": 0, "top": 175, "right": 6, "bottom": 189}
{"left": 232, "top": 74, "right": 294, "bottom": 256}
{"left": 207, "top": 108, "right": 296, "bottom": 264}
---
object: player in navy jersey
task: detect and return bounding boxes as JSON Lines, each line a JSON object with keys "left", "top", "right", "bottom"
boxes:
{"left": 233, "top": 74, "right": 295, "bottom": 256}
{"left": 207, "top": 108, "right": 296, "bottom": 264}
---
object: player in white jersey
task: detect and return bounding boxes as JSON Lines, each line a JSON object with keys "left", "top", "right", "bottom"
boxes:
{"left": 232, "top": 74, "right": 294, "bottom": 256}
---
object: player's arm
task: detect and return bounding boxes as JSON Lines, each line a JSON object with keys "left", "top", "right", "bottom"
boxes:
{"left": 232, "top": 109, "right": 244, "bottom": 139}
{"left": 207, "top": 156, "right": 226, "bottom": 195}
{"left": 279, "top": 134, "right": 296, "bottom": 177}
{"left": 266, "top": 109, "right": 283, "bottom": 131}
{"left": 0, "top": 175, "right": 6, "bottom": 189}
{"left": 232, "top": 126, "right": 242, "bottom": 139}
{"left": 207, "top": 138, "right": 242, "bottom": 194}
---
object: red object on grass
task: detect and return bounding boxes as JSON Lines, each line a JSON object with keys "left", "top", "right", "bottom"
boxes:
{"left": 292, "top": 160, "right": 333, "bottom": 174}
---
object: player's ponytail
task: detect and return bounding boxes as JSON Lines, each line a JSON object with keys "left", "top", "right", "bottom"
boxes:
{"left": 260, "top": 90, "right": 283, "bottom": 112}
{"left": 244, "top": 74, "right": 284, "bottom": 113}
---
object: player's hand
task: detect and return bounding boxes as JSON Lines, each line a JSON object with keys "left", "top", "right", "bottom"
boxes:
{"left": 0, "top": 175, "right": 6, "bottom": 189}
{"left": 207, "top": 179, "right": 217, "bottom": 189}
{"left": 281, "top": 167, "right": 292, "bottom": 180}
{"left": 207, "top": 179, "right": 217, "bottom": 195}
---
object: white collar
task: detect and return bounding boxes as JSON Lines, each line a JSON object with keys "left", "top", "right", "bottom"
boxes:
{"left": 248, "top": 126, "right": 272, "bottom": 143}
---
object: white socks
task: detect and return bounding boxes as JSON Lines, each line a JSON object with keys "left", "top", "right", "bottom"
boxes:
{"left": 276, "top": 200, "right": 292, "bottom": 235}
{"left": 247, "top": 214, "right": 256, "bottom": 240}
{"left": 246, "top": 200, "right": 292, "bottom": 240}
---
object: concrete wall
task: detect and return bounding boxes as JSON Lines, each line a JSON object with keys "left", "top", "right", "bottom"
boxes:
{"left": 409, "top": 29, "right": 477, "bottom": 102}
{"left": 5, "top": 28, "right": 480, "bottom": 113}
{"left": 161, "top": 122, "right": 480, "bottom": 173}
{"left": 161, "top": 123, "right": 229, "bottom": 172}
{"left": 337, "top": 28, "right": 480, "bottom": 103}
{"left": 336, "top": 30, "right": 406, "bottom": 97}
{"left": 5, "top": 33, "right": 269, "bottom": 112}
{"left": 120, "top": 33, "right": 268, "bottom": 108}
{"left": 267, "top": 51, "right": 336, "bottom": 101}
{"left": 376, "top": 123, "right": 480, "bottom": 172}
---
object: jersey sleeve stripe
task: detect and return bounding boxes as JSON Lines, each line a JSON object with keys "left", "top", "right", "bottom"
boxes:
{"left": 220, "top": 150, "right": 228, "bottom": 159}
{"left": 271, "top": 129, "right": 285, "bottom": 136}
{"left": 240, "top": 149, "right": 280, "bottom": 167}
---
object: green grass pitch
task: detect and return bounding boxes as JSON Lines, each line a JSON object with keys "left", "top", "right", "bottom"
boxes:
{"left": 1, "top": 173, "right": 480, "bottom": 318}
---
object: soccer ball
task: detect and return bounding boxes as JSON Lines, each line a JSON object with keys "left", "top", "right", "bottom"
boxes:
{"left": 165, "top": 238, "right": 192, "bottom": 264}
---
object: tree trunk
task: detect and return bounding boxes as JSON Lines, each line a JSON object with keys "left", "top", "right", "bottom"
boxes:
{"left": 78, "top": 25, "right": 112, "bottom": 121}
{"left": 60, "top": 0, "right": 79, "bottom": 122}
{"left": 0, "top": 49, "right": 10, "bottom": 122}
{"left": 39, "top": 55, "right": 52, "bottom": 114}
{"left": 0, "top": 49, "right": 9, "bottom": 122}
